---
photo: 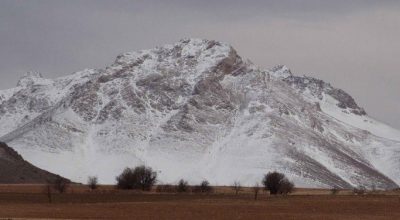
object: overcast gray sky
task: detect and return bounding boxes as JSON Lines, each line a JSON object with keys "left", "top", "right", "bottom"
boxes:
{"left": 0, "top": 0, "right": 399, "bottom": 129}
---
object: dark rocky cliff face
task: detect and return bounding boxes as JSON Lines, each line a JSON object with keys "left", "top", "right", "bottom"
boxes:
{"left": 0, "top": 142, "right": 68, "bottom": 183}
{"left": 283, "top": 75, "right": 366, "bottom": 115}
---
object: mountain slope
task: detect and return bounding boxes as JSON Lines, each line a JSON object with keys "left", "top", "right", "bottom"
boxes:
{"left": 0, "top": 39, "right": 399, "bottom": 188}
{"left": 0, "top": 142, "right": 67, "bottom": 183}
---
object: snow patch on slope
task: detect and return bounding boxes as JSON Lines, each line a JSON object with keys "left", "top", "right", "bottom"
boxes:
{"left": 320, "top": 95, "right": 400, "bottom": 141}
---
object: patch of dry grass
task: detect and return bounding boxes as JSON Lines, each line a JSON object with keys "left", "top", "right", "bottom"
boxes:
{"left": 0, "top": 184, "right": 399, "bottom": 220}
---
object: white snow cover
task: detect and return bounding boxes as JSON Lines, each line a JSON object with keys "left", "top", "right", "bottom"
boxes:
{"left": 320, "top": 94, "right": 400, "bottom": 141}
{"left": 0, "top": 39, "right": 399, "bottom": 189}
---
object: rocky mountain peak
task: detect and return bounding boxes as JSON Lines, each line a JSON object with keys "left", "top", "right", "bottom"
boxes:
{"left": 17, "top": 71, "right": 49, "bottom": 87}
{"left": 0, "top": 39, "right": 399, "bottom": 189}
{"left": 113, "top": 38, "right": 236, "bottom": 68}
{"left": 284, "top": 75, "right": 366, "bottom": 115}
{"left": 270, "top": 65, "right": 293, "bottom": 78}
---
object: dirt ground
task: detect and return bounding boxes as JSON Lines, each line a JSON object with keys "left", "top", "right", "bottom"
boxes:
{"left": 0, "top": 184, "right": 399, "bottom": 220}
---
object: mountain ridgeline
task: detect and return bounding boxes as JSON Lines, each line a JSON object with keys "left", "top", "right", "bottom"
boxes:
{"left": 0, "top": 39, "right": 399, "bottom": 189}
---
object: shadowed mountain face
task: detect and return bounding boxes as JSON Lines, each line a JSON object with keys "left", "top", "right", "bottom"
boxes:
{"left": 0, "top": 39, "right": 399, "bottom": 189}
{"left": 0, "top": 142, "right": 67, "bottom": 183}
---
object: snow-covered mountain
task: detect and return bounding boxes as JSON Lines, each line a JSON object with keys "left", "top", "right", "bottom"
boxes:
{"left": 1, "top": 39, "right": 399, "bottom": 189}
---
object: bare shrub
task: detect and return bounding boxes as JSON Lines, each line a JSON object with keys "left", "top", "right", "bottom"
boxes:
{"left": 193, "top": 180, "right": 213, "bottom": 193}
{"left": 116, "top": 166, "right": 157, "bottom": 191}
{"left": 331, "top": 187, "right": 340, "bottom": 195}
{"left": 353, "top": 186, "right": 366, "bottom": 195}
{"left": 262, "top": 171, "right": 294, "bottom": 195}
{"left": 87, "top": 176, "right": 98, "bottom": 190}
{"left": 231, "top": 181, "right": 243, "bottom": 195}
{"left": 53, "top": 176, "right": 70, "bottom": 193}
{"left": 176, "top": 179, "right": 189, "bottom": 193}
{"left": 116, "top": 168, "right": 135, "bottom": 189}
{"left": 253, "top": 183, "right": 261, "bottom": 200}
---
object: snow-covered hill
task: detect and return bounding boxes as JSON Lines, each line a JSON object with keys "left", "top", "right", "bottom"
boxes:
{"left": 1, "top": 39, "right": 399, "bottom": 189}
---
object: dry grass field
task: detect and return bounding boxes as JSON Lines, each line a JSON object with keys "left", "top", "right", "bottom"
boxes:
{"left": 0, "top": 184, "right": 399, "bottom": 220}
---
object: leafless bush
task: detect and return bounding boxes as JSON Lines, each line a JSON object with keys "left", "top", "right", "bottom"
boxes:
{"left": 262, "top": 171, "right": 294, "bottom": 195}
{"left": 53, "top": 176, "right": 70, "bottom": 193}
{"left": 116, "top": 168, "right": 136, "bottom": 190}
{"left": 231, "top": 181, "right": 243, "bottom": 195}
{"left": 353, "top": 186, "right": 366, "bottom": 195}
{"left": 176, "top": 179, "right": 189, "bottom": 193}
{"left": 193, "top": 180, "right": 213, "bottom": 193}
{"left": 116, "top": 166, "right": 157, "bottom": 191}
{"left": 253, "top": 183, "right": 261, "bottom": 200}
{"left": 330, "top": 187, "right": 340, "bottom": 195}
{"left": 87, "top": 176, "right": 98, "bottom": 190}
{"left": 43, "top": 181, "right": 53, "bottom": 203}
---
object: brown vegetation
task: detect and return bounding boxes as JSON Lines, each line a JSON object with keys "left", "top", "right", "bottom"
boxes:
{"left": 52, "top": 176, "right": 70, "bottom": 193}
{"left": 252, "top": 183, "right": 261, "bottom": 200}
{"left": 262, "top": 171, "right": 294, "bottom": 195}
{"left": 176, "top": 179, "right": 189, "bottom": 193}
{"left": 193, "top": 180, "right": 213, "bottom": 193}
{"left": 231, "top": 181, "right": 242, "bottom": 195}
{"left": 87, "top": 176, "right": 98, "bottom": 190}
{"left": 116, "top": 166, "right": 157, "bottom": 190}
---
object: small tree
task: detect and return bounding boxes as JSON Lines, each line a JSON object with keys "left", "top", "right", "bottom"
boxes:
{"left": 177, "top": 179, "right": 189, "bottom": 193}
{"left": 53, "top": 176, "right": 69, "bottom": 194}
{"left": 200, "top": 180, "right": 212, "bottom": 193}
{"left": 253, "top": 183, "right": 261, "bottom": 200}
{"left": 353, "top": 186, "right": 366, "bottom": 195}
{"left": 116, "top": 168, "right": 136, "bottom": 189}
{"left": 231, "top": 181, "right": 242, "bottom": 195}
{"left": 87, "top": 176, "right": 98, "bottom": 190}
{"left": 134, "top": 166, "right": 157, "bottom": 191}
{"left": 194, "top": 180, "right": 213, "bottom": 193}
{"left": 116, "top": 166, "right": 157, "bottom": 191}
{"left": 262, "top": 171, "right": 294, "bottom": 195}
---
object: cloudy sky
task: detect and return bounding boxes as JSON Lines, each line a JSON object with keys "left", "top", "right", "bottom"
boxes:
{"left": 0, "top": 0, "right": 399, "bottom": 129}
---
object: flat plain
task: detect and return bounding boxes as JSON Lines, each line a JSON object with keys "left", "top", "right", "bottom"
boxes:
{"left": 0, "top": 185, "right": 399, "bottom": 220}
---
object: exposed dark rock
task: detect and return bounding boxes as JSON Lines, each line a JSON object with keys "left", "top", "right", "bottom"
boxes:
{"left": 284, "top": 75, "right": 366, "bottom": 115}
{"left": 0, "top": 142, "right": 69, "bottom": 184}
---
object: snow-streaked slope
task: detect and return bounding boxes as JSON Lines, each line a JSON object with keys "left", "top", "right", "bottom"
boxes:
{"left": 0, "top": 39, "right": 399, "bottom": 189}
{"left": 320, "top": 95, "right": 400, "bottom": 142}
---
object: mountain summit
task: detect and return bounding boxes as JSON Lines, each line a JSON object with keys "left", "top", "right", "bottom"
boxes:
{"left": 0, "top": 39, "right": 399, "bottom": 188}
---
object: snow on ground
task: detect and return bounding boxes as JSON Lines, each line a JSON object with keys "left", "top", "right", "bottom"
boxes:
{"left": 1, "top": 39, "right": 399, "bottom": 189}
